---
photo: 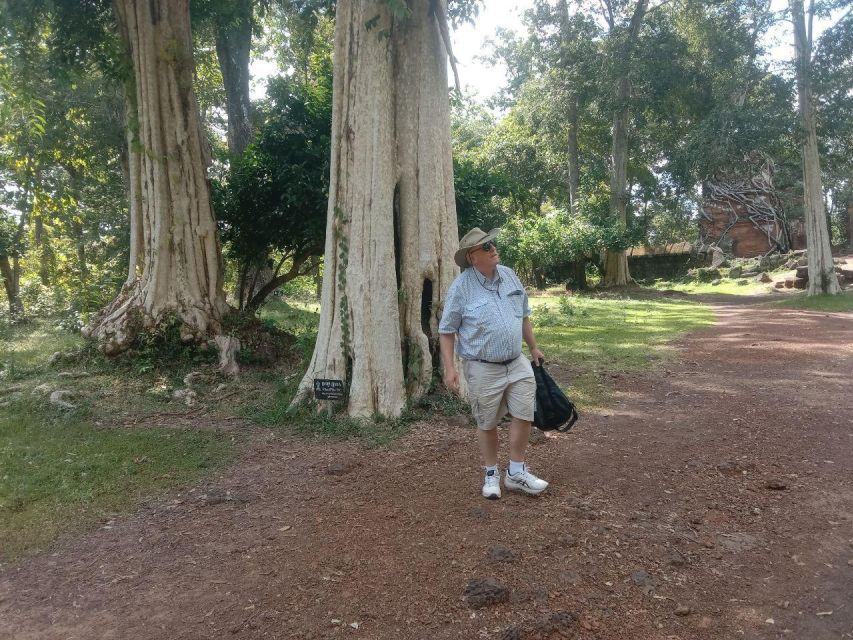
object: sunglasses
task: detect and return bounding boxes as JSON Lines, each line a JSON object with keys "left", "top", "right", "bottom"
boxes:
{"left": 472, "top": 240, "right": 497, "bottom": 253}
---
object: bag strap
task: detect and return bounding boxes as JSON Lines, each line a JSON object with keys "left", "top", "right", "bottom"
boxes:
{"left": 554, "top": 404, "right": 579, "bottom": 432}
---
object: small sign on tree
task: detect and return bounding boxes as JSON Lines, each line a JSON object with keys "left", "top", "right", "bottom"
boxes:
{"left": 313, "top": 379, "right": 345, "bottom": 401}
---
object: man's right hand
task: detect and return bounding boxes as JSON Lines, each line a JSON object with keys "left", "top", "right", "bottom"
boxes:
{"left": 444, "top": 366, "right": 460, "bottom": 396}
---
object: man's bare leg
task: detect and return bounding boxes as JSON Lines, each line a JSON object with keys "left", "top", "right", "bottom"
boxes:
{"left": 478, "top": 428, "right": 499, "bottom": 467}
{"left": 508, "top": 416, "right": 532, "bottom": 463}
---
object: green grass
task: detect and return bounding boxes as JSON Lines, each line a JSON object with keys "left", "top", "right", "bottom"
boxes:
{"left": 0, "top": 321, "right": 85, "bottom": 381}
{"left": 240, "top": 365, "right": 469, "bottom": 447}
{"left": 0, "top": 398, "right": 232, "bottom": 561}
{"left": 0, "top": 318, "right": 234, "bottom": 561}
{"left": 770, "top": 291, "right": 853, "bottom": 312}
{"left": 259, "top": 299, "right": 320, "bottom": 360}
{"left": 260, "top": 298, "right": 320, "bottom": 330}
{"left": 528, "top": 294, "right": 715, "bottom": 407}
{"left": 647, "top": 278, "right": 770, "bottom": 295}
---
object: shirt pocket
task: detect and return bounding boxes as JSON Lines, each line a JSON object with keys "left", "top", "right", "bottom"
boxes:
{"left": 507, "top": 290, "right": 525, "bottom": 317}
{"left": 464, "top": 300, "right": 491, "bottom": 328}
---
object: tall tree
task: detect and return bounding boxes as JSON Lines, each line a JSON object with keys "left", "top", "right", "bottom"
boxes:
{"left": 812, "top": 8, "right": 853, "bottom": 251}
{"left": 84, "top": 0, "right": 229, "bottom": 353}
{"left": 789, "top": 0, "right": 841, "bottom": 294}
{"left": 293, "top": 0, "right": 460, "bottom": 417}
{"left": 600, "top": 0, "right": 650, "bottom": 286}
{"left": 196, "top": 0, "right": 253, "bottom": 156}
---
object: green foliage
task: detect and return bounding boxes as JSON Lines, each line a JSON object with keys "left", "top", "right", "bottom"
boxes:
{"left": 127, "top": 317, "right": 219, "bottom": 375}
{"left": 497, "top": 208, "right": 637, "bottom": 287}
{"left": 813, "top": 11, "right": 853, "bottom": 244}
{"left": 452, "top": 154, "right": 511, "bottom": 233}
{"left": 0, "top": 4, "right": 128, "bottom": 319}
{"left": 469, "top": 0, "right": 833, "bottom": 260}
{"left": 214, "top": 60, "right": 331, "bottom": 310}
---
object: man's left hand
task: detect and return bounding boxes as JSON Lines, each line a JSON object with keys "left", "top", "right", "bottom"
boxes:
{"left": 531, "top": 347, "right": 545, "bottom": 366}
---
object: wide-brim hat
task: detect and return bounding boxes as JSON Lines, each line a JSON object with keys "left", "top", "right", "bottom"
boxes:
{"left": 454, "top": 227, "right": 501, "bottom": 269}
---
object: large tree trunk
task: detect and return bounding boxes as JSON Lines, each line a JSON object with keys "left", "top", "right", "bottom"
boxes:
{"left": 293, "top": 0, "right": 459, "bottom": 417}
{"left": 395, "top": 0, "right": 460, "bottom": 401}
{"left": 85, "top": 0, "right": 229, "bottom": 354}
{"left": 122, "top": 90, "right": 145, "bottom": 286}
{"left": 603, "top": 75, "right": 632, "bottom": 286}
{"left": 602, "top": 0, "right": 647, "bottom": 287}
{"left": 215, "top": 0, "right": 253, "bottom": 157}
{"left": 216, "top": 0, "right": 265, "bottom": 309}
{"left": 572, "top": 259, "right": 587, "bottom": 290}
{"left": 790, "top": 0, "right": 841, "bottom": 295}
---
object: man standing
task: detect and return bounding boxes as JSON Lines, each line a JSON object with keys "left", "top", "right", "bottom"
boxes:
{"left": 439, "top": 227, "right": 549, "bottom": 499}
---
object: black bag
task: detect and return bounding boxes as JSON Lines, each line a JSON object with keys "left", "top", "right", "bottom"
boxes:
{"left": 531, "top": 360, "right": 579, "bottom": 432}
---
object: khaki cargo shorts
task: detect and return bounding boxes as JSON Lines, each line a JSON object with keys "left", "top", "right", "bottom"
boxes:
{"left": 462, "top": 355, "right": 536, "bottom": 430}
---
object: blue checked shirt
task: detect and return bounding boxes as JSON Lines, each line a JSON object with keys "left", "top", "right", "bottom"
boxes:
{"left": 438, "top": 265, "right": 531, "bottom": 362}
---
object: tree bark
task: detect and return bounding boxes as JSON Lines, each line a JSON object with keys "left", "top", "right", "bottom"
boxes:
{"left": 72, "top": 219, "right": 88, "bottom": 282}
{"left": 604, "top": 74, "right": 632, "bottom": 286}
{"left": 66, "top": 166, "right": 89, "bottom": 286}
{"left": 123, "top": 91, "right": 144, "bottom": 286}
{"left": 602, "top": 0, "right": 648, "bottom": 287}
{"left": 790, "top": 0, "right": 841, "bottom": 295}
{"left": 293, "top": 0, "right": 459, "bottom": 417}
{"left": 572, "top": 259, "right": 587, "bottom": 290}
{"left": 10, "top": 166, "right": 33, "bottom": 308}
{"left": 567, "top": 93, "right": 580, "bottom": 213}
{"left": 311, "top": 255, "right": 322, "bottom": 299}
{"left": 558, "top": 0, "right": 580, "bottom": 213}
{"left": 215, "top": 0, "right": 253, "bottom": 156}
{"left": 845, "top": 196, "right": 853, "bottom": 251}
{"left": 34, "top": 216, "right": 51, "bottom": 287}
{"left": 85, "top": 0, "right": 229, "bottom": 353}
{"left": 0, "top": 254, "right": 23, "bottom": 318}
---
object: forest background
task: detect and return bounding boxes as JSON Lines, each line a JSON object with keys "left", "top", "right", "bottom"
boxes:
{"left": 1, "top": 0, "right": 851, "bottom": 330}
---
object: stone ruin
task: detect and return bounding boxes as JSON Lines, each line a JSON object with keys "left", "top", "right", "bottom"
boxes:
{"left": 699, "top": 156, "right": 793, "bottom": 258}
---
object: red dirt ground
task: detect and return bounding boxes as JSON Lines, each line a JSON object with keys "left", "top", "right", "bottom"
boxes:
{"left": 1, "top": 301, "right": 852, "bottom": 640}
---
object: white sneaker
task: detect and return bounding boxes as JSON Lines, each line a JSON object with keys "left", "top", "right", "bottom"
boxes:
{"left": 505, "top": 466, "right": 549, "bottom": 496}
{"left": 482, "top": 472, "right": 501, "bottom": 499}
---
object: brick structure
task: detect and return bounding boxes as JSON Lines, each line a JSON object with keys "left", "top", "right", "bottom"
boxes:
{"left": 699, "top": 159, "right": 790, "bottom": 258}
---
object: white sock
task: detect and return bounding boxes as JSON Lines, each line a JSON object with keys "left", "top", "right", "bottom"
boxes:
{"left": 485, "top": 464, "right": 498, "bottom": 477}
{"left": 508, "top": 460, "right": 525, "bottom": 476}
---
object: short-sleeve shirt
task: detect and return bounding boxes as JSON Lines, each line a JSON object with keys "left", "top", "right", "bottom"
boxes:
{"left": 438, "top": 265, "right": 531, "bottom": 362}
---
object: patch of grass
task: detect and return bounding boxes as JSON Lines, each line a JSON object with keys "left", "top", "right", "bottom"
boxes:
{"left": 0, "top": 320, "right": 85, "bottom": 382}
{"left": 770, "top": 291, "right": 853, "bottom": 312}
{"left": 260, "top": 298, "right": 320, "bottom": 330}
{"left": 647, "top": 278, "right": 770, "bottom": 295}
{"left": 248, "top": 391, "right": 412, "bottom": 447}
{"left": 528, "top": 294, "right": 714, "bottom": 408}
{"left": 0, "top": 397, "right": 233, "bottom": 561}
{"left": 260, "top": 299, "right": 320, "bottom": 360}
{"left": 240, "top": 369, "right": 468, "bottom": 447}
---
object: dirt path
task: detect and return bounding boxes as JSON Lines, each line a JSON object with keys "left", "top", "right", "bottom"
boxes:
{"left": 1, "top": 303, "right": 852, "bottom": 640}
